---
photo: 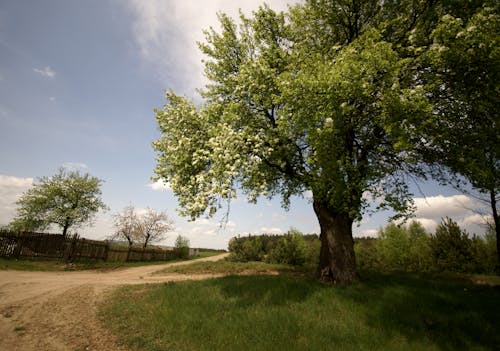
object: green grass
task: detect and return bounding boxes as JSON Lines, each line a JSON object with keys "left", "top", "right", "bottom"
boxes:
{"left": 0, "top": 253, "right": 217, "bottom": 272}
{"left": 0, "top": 257, "right": 66, "bottom": 271}
{"left": 154, "top": 259, "right": 305, "bottom": 276}
{"left": 101, "top": 267, "right": 500, "bottom": 351}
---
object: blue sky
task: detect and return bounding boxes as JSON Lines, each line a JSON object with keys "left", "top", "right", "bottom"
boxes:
{"left": 0, "top": 0, "right": 491, "bottom": 249}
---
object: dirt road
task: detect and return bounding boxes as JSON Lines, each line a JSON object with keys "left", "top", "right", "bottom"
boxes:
{"left": 0, "top": 253, "right": 229, "bottom": 351}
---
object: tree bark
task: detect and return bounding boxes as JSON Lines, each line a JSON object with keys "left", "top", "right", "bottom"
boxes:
{"left": 62, "top": 217, "right": 70, "bottom": 239}
{"left": 490, "top": 189, "right": 500, "bottom": 272}
{"left": 313, "top": 200, "right": 359, "bottom": 284}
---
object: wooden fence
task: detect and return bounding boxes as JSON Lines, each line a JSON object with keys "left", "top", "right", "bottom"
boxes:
{"left": 0, "top": 230, "right": 183, "bottom": 262}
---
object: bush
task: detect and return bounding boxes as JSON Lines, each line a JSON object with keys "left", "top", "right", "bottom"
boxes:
{"left": 228, "top": 235, "right": 265, "bottom": 262}
{"left": 174, "top": 235, "right": 190, "bottom": 259}
{"left": 376, "top": 223, "right": 411, "bottom": 271}
{"left": 228, "top": 230, "right": 309, "bottom": 266}
{"left": 355, "top": 218, "right": 496, "bottom": 274}
{"left": 354, "top": 237, "right": 379, "bottom": 270}
{"left": 265, "top": 229, "right": 307, "bottom": 266}
{"left": 430, "top": 218, "right": 473, "bottom": 273}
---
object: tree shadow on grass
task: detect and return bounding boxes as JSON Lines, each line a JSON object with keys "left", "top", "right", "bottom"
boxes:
{"left": 336, "top": 271, "right": 500, "bottom": 350}
{"left": 213, "top": 274, "right": 323, "bottom": 308}
{"left": 208, "top": 272, "right": 500, "bottom": 350}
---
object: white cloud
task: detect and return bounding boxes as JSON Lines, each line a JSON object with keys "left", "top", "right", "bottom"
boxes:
{"left": 259, "top": 227, "right": 284, "bottom": 235}
{"left": 0, "top": 175, "right": 33, "bottom": 225}
{"left": 49, "top": 96, "right": 56, "bottom": 102}
{"left": 33, "top": 66, "right": 55, "bottom": 78}
{"left": 361, "top": 229, "right": 378, "bottom": 237}
{"left": 414, "top": 194, "right": 473, "bottom": 218}
{"left": 411, "top": 218, "right": 439, "bottom": 233}
{"left": 409, "top": 194, "right": 490, "bottom": 234}
{"left": 62, "top": 162, "right": 88, "bottom": 171}
{"left": 147, "top": 179, "right": 171, "bottom": 191}
{"left": 126, "top": 0, "right": 294, "bottom": 97}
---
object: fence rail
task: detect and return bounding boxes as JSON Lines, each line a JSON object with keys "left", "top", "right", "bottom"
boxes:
{"left": 0, "top": 230, "right": 185, "bottom": 262}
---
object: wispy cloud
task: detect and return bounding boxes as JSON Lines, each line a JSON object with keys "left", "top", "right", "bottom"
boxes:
{"left": 125, "top": 0, "right": 294, "bottom": 97}
{"left": 33, "top": 66, "right": 56, "bottom": 78}
{"left": 62, "top": 162, "right": 88, "bottom": 171}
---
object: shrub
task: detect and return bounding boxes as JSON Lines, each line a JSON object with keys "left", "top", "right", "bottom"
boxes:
{"left": 174, "top": 235, "right": 190, "bottom": 259}
{"left": 354, "top": 237, "right": 379, "bottom": 270}
{"left": 227, "top": 235, "right": 265, "bottom": 262}
{"left": 407, "top": 221, "right": 433, "bottom": 272}
{"left": 376, "top": 223, "right": 412, "bottom": 271}
{"left": 228, "top": 230, "right": 308, "bottom": 265}
{"left": 266, "top": 229, "right": 307, "bottom": 266}
{"left": 430, "top": 218, "right": 475, "bottom": 273}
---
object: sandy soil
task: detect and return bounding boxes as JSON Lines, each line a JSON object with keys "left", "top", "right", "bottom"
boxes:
{"left": 0, "top": 253, "right": 229, "bottom": 351}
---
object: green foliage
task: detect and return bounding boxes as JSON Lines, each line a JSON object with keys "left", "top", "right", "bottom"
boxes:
{"left": 431, "top": 218, "right": 488, "bottom": 273}
{"left": 265, "top": 229, "right": 307, "bottom": 266}
{"left": 356, "top": 219, "right": 496, "bottom": 274}
{"left": 375, "top": 221, "right": 434, "bottom": 272}
{"left": 228, "top": 230, "right": 311, "bottom": 266}
{"left": 10, "top": 168, "right": 107, "bottom": 236}
{"left": 151, "top": 0, "right": 498, "bottom": 280}
{"left": 228, "top": 235, "right": 266, "bottom": 262}
{"left": 152, "top": 0, "right": 434, "bottom": 238}
{"left": 174, "top": 235, "right": 190, "bottom": 259}
{"left": 354, "top": 238, "right": 379, "bottom": 271}
{"left": 415, "top": 2, "right": 500, "bottom": 261}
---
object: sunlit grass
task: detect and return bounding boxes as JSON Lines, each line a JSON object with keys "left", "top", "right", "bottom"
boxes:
{"left": 0, "top": 250, "right": 221, "bottom": 271}
{"left": 101, "top": 268, "right": 500, "bottom": 351}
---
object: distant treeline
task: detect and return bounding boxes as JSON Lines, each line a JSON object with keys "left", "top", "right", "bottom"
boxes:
{"left": 229, "top": 219, "right": 497, "bottom": 274}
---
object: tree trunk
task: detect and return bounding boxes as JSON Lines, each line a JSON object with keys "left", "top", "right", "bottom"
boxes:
{"left": 313, "top": 200, "right": 359, "bottom": 285}
{"left": 62, "top": 223, "right": 69, "bottom": 238}
{"left": 490, "top": 189, "right": 500, "bottom": 272}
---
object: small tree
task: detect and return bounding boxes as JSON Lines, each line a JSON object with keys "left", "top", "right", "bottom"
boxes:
{"left": 431, "top": 218, "right": 474, "bottom": 273}
{"left": 10, "top": 168, "right": 107, "bottom": 237}
{"left": 136, "top": 208, "right": 174, "bottom": 249}
{"left": 174, "top": 234, "right": 190, "bottom": 258}
{"left": 110, "top": 205, "right": 140, "bottom": 248}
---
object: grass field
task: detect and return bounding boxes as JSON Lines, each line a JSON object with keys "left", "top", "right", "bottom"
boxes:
{"left": 101, "top": 262, "right": 500, "bottom": 351}
{"left": 0, "top": 251, "right": 221, "bottom": 271}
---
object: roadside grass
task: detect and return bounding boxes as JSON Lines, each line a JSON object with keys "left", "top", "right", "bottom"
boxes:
{"left": 101, "top": 265, "right": 500, "bottom": 351}
{"left": 154, "top": 259, "right": 308, "bottom": 276}
{"left": 0, "top": 257, "right": 65, "bottom": 271}
{"left": 0, "top": 251, "right": 222, "bottom": 272}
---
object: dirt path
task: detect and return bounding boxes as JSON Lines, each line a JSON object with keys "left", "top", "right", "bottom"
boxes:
{"left": 0, "top": 253, "right": 229, "bottom": 351}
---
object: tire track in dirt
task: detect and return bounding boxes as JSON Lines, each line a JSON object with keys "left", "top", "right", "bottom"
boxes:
{"left": 0, "top": 253, "right": 229, "bottom": 351}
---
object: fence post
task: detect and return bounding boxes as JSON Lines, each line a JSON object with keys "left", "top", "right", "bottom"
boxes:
{"left": 66, "top": 234, "right": 79, "bottom": 262}
{"left": 104, "top": 241, "right": 109, "bottom": 261}
{"left": 14, "top": 232, "right": 24, "bottom": 259}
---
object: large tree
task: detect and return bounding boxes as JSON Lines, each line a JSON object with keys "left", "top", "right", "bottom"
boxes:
{"left": 415, "top": 3, "right": 500, "bottom": 265}
{"left": 10, "top": 168, "right": 107, "bottom": 237}
{"left": 153, "top": 1, "right": 435, "bottom": 284}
